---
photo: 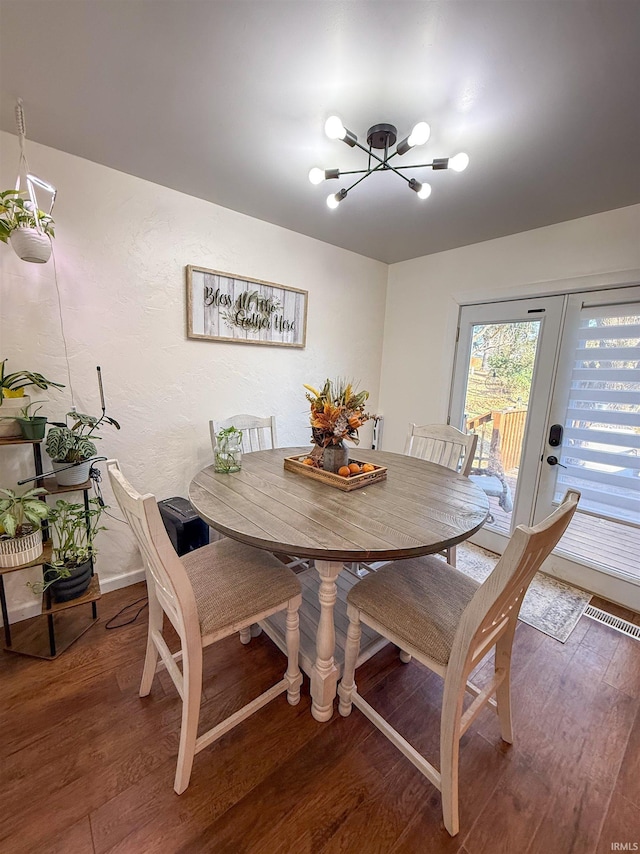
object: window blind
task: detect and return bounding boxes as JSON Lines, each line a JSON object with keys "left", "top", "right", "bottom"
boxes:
{"left": 555, "top": 302, "right": 640, "bottom": 526}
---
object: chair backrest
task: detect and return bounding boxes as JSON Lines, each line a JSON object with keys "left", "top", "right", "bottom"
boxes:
{"left": 404, "top": 423, "right": 478, "bottom": 476}
{"left": 210, "top": 414, "right": 278, "bottom": 454}
{"left": 106, "top": 460, "right": 198, "bottom": 638}
{"left": 452, "top": 490, "right": 580, "bottom": 671}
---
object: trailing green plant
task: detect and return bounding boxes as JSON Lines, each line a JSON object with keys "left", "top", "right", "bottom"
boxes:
{"left": 214, "top": 426, "right": 243, "bottom": 473}
{"left": 0, "top": 487, "right": 49, "bottom": 538}
{"left": 45, "top": 410, "right": 120, "bottom": 463}
{"left": 27, "top": 497, "right": 106, "bottom": 594}
{"left": 216, "top": 425, "right": 243, "bottom": 443}
{"left": 0, "top": 189, "right": 55, "bottom": 244}
{"left": 0, "top": 358, "right": 64, "bottom": 405}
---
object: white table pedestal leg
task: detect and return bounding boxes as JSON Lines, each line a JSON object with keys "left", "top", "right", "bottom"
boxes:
{"left": 310, "top": 559, "right": 342, "bottom": 722}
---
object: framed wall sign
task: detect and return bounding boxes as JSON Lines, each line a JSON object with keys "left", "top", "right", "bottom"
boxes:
{"left": 186, "top": 265, "right": 308, "bottom": 348}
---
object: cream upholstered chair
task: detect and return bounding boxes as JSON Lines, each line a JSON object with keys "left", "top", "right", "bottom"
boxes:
{"left": 404, "top": 424, "right": 478, "bottom": 566}
{"left": 210, "top": 414, "right": 278, "bottom": 454}
{"left": 107, "top": 460, "right": 302, "bottom": 794}
{"left": 338, "top": 490, "right": 580, "bottom": 836}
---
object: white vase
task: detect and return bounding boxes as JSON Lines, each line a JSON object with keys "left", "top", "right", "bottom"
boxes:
{"left": 0, "top": 528, "right": 43, "bottom": 568}
{"left": 53, "top": 459, "right": 92, "bottom": 486}
{"left": 0, "top": 394, "right": 31, "bottom": 438}
{"left": 9, "top": 227, "right": 52, "bottom": 263}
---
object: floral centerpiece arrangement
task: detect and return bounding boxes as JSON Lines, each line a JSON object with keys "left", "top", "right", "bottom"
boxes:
{"left": 304, "top": 379, "right": 371, "bottom": 472}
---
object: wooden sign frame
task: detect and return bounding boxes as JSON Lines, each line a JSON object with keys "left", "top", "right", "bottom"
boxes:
{"left": 186, "top": 265, "right": 308, "bottom": 348}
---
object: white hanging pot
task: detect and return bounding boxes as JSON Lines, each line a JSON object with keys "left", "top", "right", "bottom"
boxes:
{"left": 9, "top": 227, "right": 52, "bottom": 263}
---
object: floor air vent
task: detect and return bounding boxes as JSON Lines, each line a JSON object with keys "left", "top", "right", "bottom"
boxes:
{"left": 584, "top": 605, "right": 640, "bottom": 641}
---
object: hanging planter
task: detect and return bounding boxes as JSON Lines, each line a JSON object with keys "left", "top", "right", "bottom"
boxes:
{"left": 0, "top": 102, "right": 57, "bottom": 265}
{"left": 0, "top": 190, "right": 55, "bottom": 264}
{"left": 9, "top": 225, "right": 52, "bottom": 263}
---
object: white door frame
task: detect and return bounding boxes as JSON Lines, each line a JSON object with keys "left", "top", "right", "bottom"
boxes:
{"left": 450, "top": 285, "right": 640, "bottom": 611}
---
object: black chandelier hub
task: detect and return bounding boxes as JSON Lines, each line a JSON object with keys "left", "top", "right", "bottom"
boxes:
{"left": 312, "top": 116, "right": 469, "bottom": 207}
{"left": 366, "top": 123, "right": 397, "bottom": 150}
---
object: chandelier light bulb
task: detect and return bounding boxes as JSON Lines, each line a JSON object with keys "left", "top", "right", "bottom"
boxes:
{"left": 326, "top": 192, "right": 340, "bottom": 209}
{"left": 449, "top": 152, "right": 470, "bottom": 172}
{"left": 325, "top": 115, "right": 346, "bottom": 140}
{"left": 308, "top": 167, "right": 325, "bottom": 185}
{"left": 417, "top": 182, "right": 432, "bottom": 200}
{"left": 407, "top": 121, "right": 430, "bottom": 147}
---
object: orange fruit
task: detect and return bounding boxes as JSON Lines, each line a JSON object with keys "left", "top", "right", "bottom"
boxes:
{"left": 362, "top": 463, "right": 375, "bottom": 473}
{"left": 348, "top": 463, "right": 361, "bottom": 474}
{"left": 302, "top": 458, "right": 314, "bottom": 466}
{"left": 337, "top": 466, "right": 351, "bottom": 478}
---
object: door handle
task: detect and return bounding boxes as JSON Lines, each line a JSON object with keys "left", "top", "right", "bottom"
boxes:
{"left": 546, "top": 455, "right": 567, "bottom": 469}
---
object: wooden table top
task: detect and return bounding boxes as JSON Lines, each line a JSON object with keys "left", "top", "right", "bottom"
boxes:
{"left": 189, "top": 447, "right": 490, "bottom": 563}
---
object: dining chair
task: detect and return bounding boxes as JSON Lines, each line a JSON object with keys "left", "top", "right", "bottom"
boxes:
{"left": 404, "top": 423, "right": 478, "bottom": 566}
{"left": 338, "top": 489, "right": 579, "bottom": 836}
{"left": 107, "top": 460, "right": 302, "bottom": 795}
{"left": 210, "top": 414, "right": 278, "bottom": 454}
{"left": 210, "top": 414, "right": 309, "bottom": 573}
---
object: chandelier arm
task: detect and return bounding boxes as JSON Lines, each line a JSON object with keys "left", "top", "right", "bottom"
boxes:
{"left": 393, "top": 162, "right": 438, "bottom": 171}
{"left": 343, "top": 162, "right": 387, "bottom": 193}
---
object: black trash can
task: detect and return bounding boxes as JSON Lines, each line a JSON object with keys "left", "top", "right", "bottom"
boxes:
{"left": 157, "top": 496, "right": 209, "bottom": 556}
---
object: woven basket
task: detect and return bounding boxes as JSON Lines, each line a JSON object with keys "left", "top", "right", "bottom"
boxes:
{"left": 0, "top": 528, "right": 43, "bottom": 568}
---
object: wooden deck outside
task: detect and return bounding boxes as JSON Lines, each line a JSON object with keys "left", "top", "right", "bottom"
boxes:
{"left": 483, "top": 471, "right": 640, "bottom": 581}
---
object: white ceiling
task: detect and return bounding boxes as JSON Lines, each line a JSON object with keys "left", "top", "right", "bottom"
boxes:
{"left": 1, "top": 1, "right": 639, "bottom": 264}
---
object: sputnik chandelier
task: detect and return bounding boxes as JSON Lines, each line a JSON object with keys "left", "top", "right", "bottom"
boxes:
{"left": 309, "top": 116, "right": 469, "bottom": 209}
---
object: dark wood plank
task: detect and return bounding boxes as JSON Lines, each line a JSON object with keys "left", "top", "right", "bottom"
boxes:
{"left": 1, "top": 583, "right": 640, "bottom": 854}
{"left": 598, "top": 785, "right": 640, "bottom": 853}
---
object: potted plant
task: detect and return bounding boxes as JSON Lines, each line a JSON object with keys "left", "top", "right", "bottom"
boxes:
{"left": 0, "top": 359, "right": 65, "bottom": 438}
{"left": 45, "top": 410, "right": 120, "bottom": 486}
{"left": 28, "top": 498, "right": 105, "bottom": 602}
{"left": 0, "top": 486, "right": 49, "bottom": 568}
{"left": 304, "top": 379, "right": 372, "bottom": 472}
{"left": 214, "top": 425, "right": 243, "bottom": 473}
{"left": 13, "top": 400, "right": 48, "bottom": 441}
{"left": 0, "top": 189, "right": 55, "bottom": 263}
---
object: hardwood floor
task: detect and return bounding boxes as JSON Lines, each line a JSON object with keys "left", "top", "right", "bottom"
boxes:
{"left": 1, "top": 583, "right": 639, "bottom": 854}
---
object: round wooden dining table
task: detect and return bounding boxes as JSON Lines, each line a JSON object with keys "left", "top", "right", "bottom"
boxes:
{"left": 189, "top": 447, "right": 489, "bottom": 721}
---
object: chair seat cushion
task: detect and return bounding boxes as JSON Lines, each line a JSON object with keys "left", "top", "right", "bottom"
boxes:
{"left": 347, "top": 555, "right": 480, "bottom": 666}
{"left": 182, "top": 539, "right": 300, "bottom": 637}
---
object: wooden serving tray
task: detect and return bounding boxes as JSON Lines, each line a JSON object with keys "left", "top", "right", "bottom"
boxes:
{"left": 284, "top": 454, "right": 387, "bottom": 492}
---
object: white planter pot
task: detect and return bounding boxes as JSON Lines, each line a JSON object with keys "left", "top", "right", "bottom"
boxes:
{"left": 9, "top": 227, "right": 52, "bottom": 263}
{"left": 0, "top": 528, "right": 43, "bottom": 568}
{"left": 53, "top": 459, "right": 92, "bottom": 486}
{"left": 0, "top": 394, "right": 31, "bottom": 438}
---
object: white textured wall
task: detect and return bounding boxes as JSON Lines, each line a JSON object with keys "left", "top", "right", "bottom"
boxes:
{"left": 379, "top": 204, "right": 640, "bottom": 453}
{"left": 0, "top": 131, "right": 388, "bottom": 621}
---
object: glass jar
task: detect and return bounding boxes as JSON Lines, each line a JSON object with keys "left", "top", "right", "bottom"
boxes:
{"left": 214, "top": 430, "right": 243, "bottom": 473}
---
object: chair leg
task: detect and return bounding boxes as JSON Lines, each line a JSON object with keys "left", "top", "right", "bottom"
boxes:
{"left": 439, "top": 677, "right": 464, "bottom": 836}
{"left": 447, "top": 545, "right": 457, "bottom": 567}
{"left": 174, "top": 641, "right": 203, "bottom": 795}
{"left": 285, "top": 598, "right": 302, "bottom": 705}
{"left": 139, "top": 581, "right": 163, "bottom": 697}
{"left": 399, "top": 650, "right": 412, "bottom": 663}
{"left": 495, "top": 621, "right": 516, "bottom": 744}
{"left": 239, "top": 627, "right": 252, "bottom": 644}
{"left": 338, "top": 605, "right": 361, "bottom": 717}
